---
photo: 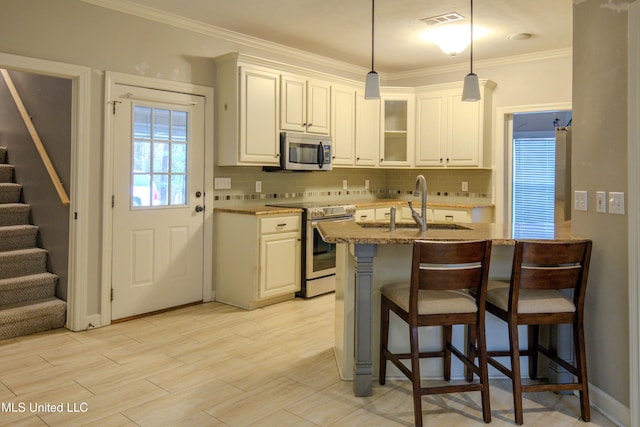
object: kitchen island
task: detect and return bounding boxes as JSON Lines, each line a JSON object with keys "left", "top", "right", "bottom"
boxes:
{"left": 316, "top": 220, "right": 579, "bottom": 397}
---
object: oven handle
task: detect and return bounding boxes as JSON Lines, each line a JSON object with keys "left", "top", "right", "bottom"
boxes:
{"left": 310, "top": 216, "right": 355, "bottom": 227}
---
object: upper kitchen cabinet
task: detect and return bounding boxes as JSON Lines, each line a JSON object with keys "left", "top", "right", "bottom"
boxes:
{"left": 281, "top": 74, "right": 331, "bottom": 135}
{"left": 331, "top": 84, "right": 357, "bottom": 166}
{"left": 379, "top": 90, "right": 415, "bottom": 167}
{"left": 355, "top": 90, "right": 380, "bottom": 167}
{"left": 415, "top": 80, "right": 495, "bottom": 168}
{"left": 215, "top": 53, "right": 281, "bottom": 166}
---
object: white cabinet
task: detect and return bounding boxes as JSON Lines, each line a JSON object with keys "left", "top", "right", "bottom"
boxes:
{"left": 215, "top": 54, "right": 281, "bottom": 166}
{"left": 355, "top": 91, "right": 380, "bottom": 167}
{"left": 281, "top": 75, "right": 331, "bottom": 135}
{"left": 432, "top": 207, "right": 494, "bottom": 223}
{"left": 355, "top": 208, "right": 376, "bottom": 222}
{"left": 215, "top": 212, "right": 301, "bottom": 309}
{"left": 331, "top": 84, "right": 357, "bottom": 166}
{"left": 415, "top": 80, "right": 495, "bottom": 168}
{"left": 380, "top": 91, "right": 415, "bottom": 167}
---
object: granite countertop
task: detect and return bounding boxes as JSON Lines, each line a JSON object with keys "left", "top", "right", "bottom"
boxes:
{"left": 213, "top": 199, "right": 494, "bottom": 216}
{"left": 317, "top": 220, "right": 576, "bottom": 246}
{"left": 351, "top": 199, "right": 494, "bottom": 209}
{"left": 213, "top": 204, "right": 302, "bottom": 216}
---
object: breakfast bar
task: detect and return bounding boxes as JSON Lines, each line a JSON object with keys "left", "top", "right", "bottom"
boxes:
{"left": 317, "top": 220, "right": 578, "bottom": 397}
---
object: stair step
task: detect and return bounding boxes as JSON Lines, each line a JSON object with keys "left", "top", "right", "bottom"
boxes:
{"left": 0, "top": 147, "right": 6, "bottom": 164}
{"left": 0, "top": 164, "right": 13, "bottom": 183}
{"left": 0, "top": 248, "right": 48, "bottom": 280}
{"left": 0, "top": 183, "right": 22, "bottom": 204}
{"left": 0, "top": 225, "right": 38, "bottom": 252}
{"left": 0, "top": 297, "right": 66, "bottom": 340}
{"left": 0, "top": 203, "right": 30, "bottom": 226}
{"left": 0, "top": 273, "right": 58, "bottom": 306}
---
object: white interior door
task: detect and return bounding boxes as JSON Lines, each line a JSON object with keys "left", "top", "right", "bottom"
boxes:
{"left": 110, "top": 84, "right": 205, "bottom": 320}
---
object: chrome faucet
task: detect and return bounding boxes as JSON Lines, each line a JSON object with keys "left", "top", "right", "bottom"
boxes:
{"left": 408, "top": 175, "right": 427, "bottom": 231}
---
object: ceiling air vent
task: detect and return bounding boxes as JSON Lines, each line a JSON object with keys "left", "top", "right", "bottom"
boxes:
{"left": 420, "top": 12, "right": 465, "bottom": 26}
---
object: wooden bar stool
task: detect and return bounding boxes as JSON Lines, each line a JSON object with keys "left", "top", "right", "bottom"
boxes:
{"left": 379, "top": 239, "right": 493, "bottom": 427}
{"left": 484, "top": 240, "right": 592, "bottom": 425}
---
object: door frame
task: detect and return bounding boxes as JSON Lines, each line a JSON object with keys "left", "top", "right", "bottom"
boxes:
{"left": 101, "top": 71, "right": 214, "bottom": 326}
{"left": 0, "top": 52, "right": 91, "bottom": 332}
{"left": 628, "top": 2, "right": 640, "bottom": 426}
{"left": 493, "top": 102, "right": 572, "bottom": 224}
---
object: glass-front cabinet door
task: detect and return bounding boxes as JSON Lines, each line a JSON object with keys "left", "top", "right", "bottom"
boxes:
{"left": 380, "top": 91, "right": 414, "bottom": 167}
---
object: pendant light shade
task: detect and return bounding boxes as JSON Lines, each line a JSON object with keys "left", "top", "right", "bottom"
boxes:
{"left": 365, "top": 71, "right": 380, "bottom": 99}
{"left": 462, "top": 0, "right": 481, "bottom": 102}
{"left": 364, "top": 0, "right": 380, "bottom": 99}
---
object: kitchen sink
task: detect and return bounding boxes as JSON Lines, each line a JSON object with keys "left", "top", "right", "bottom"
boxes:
{"left": 358, "top": 222, "right": 472, "bottom": 230}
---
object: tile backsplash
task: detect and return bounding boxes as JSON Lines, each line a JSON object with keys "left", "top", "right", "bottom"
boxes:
{"left": 212, "top": 166, "right": 492, "bottom": 206}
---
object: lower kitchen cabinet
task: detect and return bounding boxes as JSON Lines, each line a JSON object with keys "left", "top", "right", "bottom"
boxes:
{"left": 214, "top": 212, "right": 301, "bottom": 309}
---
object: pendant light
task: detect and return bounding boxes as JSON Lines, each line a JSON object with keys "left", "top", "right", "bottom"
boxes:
{"left": 461, "top": 0, "right": 481, "bottom": 102}
{"left": 364, "top": 0, "right": 380, "bottom": 99}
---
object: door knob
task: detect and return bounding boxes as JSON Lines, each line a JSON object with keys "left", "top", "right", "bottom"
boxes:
{"left": 195, "top": 205, "right": 204, "bottom": 213}
{"left": 195, "top": 191, "right": 202, "bottom": 198}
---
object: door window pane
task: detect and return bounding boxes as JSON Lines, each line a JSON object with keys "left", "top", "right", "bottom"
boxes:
{"left": 131, "top": 105, "right": 189, "bottom": 208}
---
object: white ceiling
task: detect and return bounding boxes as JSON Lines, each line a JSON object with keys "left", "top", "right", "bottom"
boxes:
{"left": 107, "top": 0, "right": 573, "bottom": 73}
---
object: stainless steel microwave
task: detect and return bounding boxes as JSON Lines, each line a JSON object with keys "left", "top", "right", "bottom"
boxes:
{"left": 280, "top": 132, "right": 332, "bottom": 171}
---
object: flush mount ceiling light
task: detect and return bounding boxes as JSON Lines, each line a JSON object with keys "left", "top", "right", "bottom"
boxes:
{"left": 421, "top": 12, "right": 469, "bottom": 56}
{"left": 364, "top": 0, "right": 380, "bottom": 100}
{"left": 461, "top": 0, "right": 481, "bottom": 102}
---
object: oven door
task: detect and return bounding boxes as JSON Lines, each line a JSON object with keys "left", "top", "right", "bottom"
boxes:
{"left": 306, "top": 217, "right": 352, "bottom": 280}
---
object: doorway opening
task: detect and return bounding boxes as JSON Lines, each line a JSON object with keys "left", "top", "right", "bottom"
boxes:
{"left": 511, "top": 110, "right": 572, "bottom": 226}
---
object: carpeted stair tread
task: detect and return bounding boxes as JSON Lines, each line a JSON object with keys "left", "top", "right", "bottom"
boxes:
{"left": 0, "top": 297, "right": 66, "bottom": 340}
{"left": 0, "top": 164, "right": 13, "bottom": 183}
{"left": 0, "top": 183, "right": 22, "bottom": 203}
{"left": 0, "top": 273, "right": 58, "bottom": 306}
{"left": 0, "top": 225, "right": 38, "bottom": 251}
{"left": 0, "top": 248, "right": 48, "bottom": 279}
{"left": 0, "top": 147, "right": 6, "bottom": 164}
{"left": 0, "top": 203, "right": 31, "bottom": 226}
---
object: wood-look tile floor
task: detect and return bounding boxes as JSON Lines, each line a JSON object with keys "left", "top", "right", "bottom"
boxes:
{"left": 0, "top": 294, "right": 619, "bottom": 426}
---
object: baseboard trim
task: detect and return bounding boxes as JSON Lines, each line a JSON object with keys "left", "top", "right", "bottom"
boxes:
{"left": 587, "top": 382, "right": 629, "bottom": 427}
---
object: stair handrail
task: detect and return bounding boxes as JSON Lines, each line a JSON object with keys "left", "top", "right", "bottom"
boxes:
{"left": 0, "top": 69, "right": 70, "bottom": 206}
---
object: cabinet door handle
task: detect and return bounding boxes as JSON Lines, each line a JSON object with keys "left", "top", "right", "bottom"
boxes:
{"left": 277, "top": 223, "right": 287, "bottom": 227}
{"left": 308, "top": 123, "right": 312, "bottom": 127}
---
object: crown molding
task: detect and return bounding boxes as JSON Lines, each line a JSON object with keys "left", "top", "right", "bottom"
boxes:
{"left": 80, "top": 0, "right": 569, "bottom": 83}
{"left": 79, "top": 0, "right": 369, "bottom": 76}
{"left": 389, "top": 47, "right": 573, "bottom": 82}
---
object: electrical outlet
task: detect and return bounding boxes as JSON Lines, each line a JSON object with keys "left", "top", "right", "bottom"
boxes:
{"left": 574, "top": 190, "right": 588, "bottom": 212}
{"left": 461, "top": 181, "right": 469, "bottom": 192}
{"left": 214, "top": 177, "right": 231, "bottom": 189}
{"left": 365, "top": 179, "right": 370, "bottom": 190}
{"left": 342, "top": 180, "right": 348, "bottom": 190}
{"left": 596, "top": 191, "right": 606, "bottom": 213}
{"left": 255, "top": 181, "right": 262, "bottom": 193}
{"left": 609, "top": 192, "right": 625, "bottom": 215}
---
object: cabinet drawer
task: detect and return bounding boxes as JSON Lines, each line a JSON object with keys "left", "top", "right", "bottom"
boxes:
{"left": 432, "top": 209, "right": 470, "bottom": 223}
{"left": 260, "top": 215, "right": 300, "bottom": 234}
{"left": 356, "top": 208, "right": 375, "bottom": 222}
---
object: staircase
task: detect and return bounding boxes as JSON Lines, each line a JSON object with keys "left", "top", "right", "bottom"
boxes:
{"left": 0, "top": 146, "right": 66, "bottom": 340}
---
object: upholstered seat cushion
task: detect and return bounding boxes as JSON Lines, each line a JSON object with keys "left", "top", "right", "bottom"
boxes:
{"left": 380, "top": 282, "right": 478, "bottom": 315}
{"left": 486, "top": 280, "right": 576, "bottom": 314}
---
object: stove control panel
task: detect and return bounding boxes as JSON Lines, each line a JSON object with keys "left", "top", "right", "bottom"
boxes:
{"left": 307, "top": 204, "right": 356, "bottom": 219}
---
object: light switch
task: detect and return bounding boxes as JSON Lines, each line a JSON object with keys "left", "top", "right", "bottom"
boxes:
{"left": 574, "top": 190, "right": 588, "bottom": 212}
{"left": 343, "top": 180, "right": 348, "bottom": 190}
{"left": 214, "top": 177, "right": 231, "bottom": 189}
{"left": 255, "top": 181, "right": 262, "bottom": 193}
{"left": 596, "top": 191, "right": 606, "bottom": 213}
{"left": 365, "top": 179, "right": 370, "bottom": 190}
{"left": 461, "top": 181, "right": 469, "bottom": 192}
{"left": 609, "top": 192, "right": 625, "bottom": 215}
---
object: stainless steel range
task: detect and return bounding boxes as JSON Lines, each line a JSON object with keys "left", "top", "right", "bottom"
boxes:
{"left": 267, "top": 202, "right": 355, "bottom": 297}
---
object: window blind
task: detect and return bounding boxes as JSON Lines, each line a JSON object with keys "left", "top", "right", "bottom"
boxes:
{"left": 513, "top": 138, "right": 556, "bottom": 224}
